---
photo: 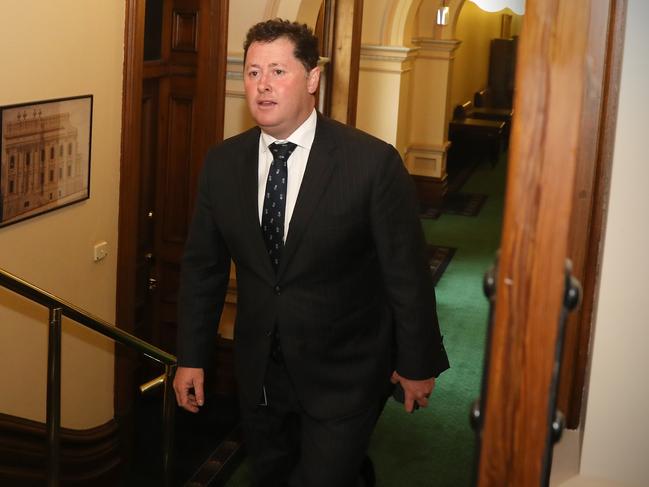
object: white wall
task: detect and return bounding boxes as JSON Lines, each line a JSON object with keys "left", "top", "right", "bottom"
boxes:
{"left": 0, "top": 1, "right": 124, "bottom": 429}
{"left": 576, "top": 0, "right": 649, "bottom": 485}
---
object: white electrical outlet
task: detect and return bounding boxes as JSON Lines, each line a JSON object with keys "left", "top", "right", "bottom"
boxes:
{"left": 93, "top": 241, "right": 109, "bottom": 262}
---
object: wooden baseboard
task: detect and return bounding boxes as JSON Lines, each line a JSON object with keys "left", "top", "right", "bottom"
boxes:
{"left": 412, "top": 174, "right": 448, "bottom": 206}
{"left": 0, "top": 413, "right": 121, "bottom": 486}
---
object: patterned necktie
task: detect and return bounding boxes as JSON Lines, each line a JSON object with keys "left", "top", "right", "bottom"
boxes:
{"left": 262, "top": 141, "right": 297, "bottom": 271}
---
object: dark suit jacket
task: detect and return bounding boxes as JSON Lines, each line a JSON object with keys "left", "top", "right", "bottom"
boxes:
{"left": 177, "top": 114, "right": 449, "bottom": 420}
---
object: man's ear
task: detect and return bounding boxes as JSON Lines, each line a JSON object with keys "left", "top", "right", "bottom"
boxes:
{"left": 306, "top": 66, "right": 321, "bottom": 95}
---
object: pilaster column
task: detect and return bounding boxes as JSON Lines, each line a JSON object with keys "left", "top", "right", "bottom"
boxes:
{"left": 407, "top": 37, "right": 461, "bottom": 204}
{"left": 356, "top": 44, "right": 419, "bottom": 154}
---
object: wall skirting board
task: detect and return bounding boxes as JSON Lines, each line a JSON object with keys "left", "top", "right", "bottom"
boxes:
{"left": 0, "top": 413, "right": 120, "bottom": 485}
{"left": 412, "top": 173, "right": 448, "bottom": 207}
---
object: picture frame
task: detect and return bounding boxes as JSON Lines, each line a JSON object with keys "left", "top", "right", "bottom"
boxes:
{"left": 0, "top": 95, "right": 93, "bottom": 228}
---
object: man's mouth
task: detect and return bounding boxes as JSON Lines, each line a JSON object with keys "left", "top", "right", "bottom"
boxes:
{"left": 257, "top": 100, "right": 276, "bottom": 107}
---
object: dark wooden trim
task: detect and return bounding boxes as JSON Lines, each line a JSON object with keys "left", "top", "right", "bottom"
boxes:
{"left": 143, "top": 61, "right": 197, "bottom": 79}
{"left": 0, "top": 413, "right": 120, "bottom": 486}
{"left": 321, "top": 0, "right": 336, "bottom": 118}
{"left": 345, "top": 0, "right": 363, "bottom": 125}
{"left": 189, "top": 0, "right": 229, "bottom": 206}
{"left": 476, "top": 1, "right": 612, "bottom": 485}
{"left": 183, "top": 425, "right": 244, "bottom": 486}
{"left": 116, "top": 0, "right": 147, "bottom": 419}
{"left": 412, "top": 174, "right": 448, "bottom": 207}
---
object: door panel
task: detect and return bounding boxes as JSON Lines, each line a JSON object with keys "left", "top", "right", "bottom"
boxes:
{"left": 142, "top": 0, "right": 220, "bottom": 358}
{"left": 160, "top": 91, "right": 194, "bottom": 245}
{"left": 117, "top": 0, "right": 228, "bottom": 415}
{"left": 152, "top": 74, "right": 197, "bottom": 352}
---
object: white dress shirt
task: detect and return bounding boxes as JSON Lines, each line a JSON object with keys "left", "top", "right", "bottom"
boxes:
{"left": 258, "top": 108, "right": 317, "bottom": 242}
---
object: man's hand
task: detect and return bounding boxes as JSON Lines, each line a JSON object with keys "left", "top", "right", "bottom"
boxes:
{"left": 173, "top": 366, "right": 205, "bottom": 413}
{"left": 391, "top": 371, "right": 436, "bottom": 413}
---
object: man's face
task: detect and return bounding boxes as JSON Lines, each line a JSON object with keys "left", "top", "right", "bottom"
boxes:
{"left": 244, "top": 37, "right": 320, "bottom": 139}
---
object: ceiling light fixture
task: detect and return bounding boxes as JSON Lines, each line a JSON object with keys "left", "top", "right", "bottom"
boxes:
{"left": 469, "top": 0, "right": 525, "bottom": 15}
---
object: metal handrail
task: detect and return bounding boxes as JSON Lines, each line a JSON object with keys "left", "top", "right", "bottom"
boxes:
{"left": 0, "top": 266, "right": 177, "bottom": 486}
{"left": 0, "top": 267, "right": 176, "bottom": 365}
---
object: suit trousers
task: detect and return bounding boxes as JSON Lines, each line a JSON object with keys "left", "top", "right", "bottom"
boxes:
{"left": 240, "top": 352, "right": 385, "bottom": 487}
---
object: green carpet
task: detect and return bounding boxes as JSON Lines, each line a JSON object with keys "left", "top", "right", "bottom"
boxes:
{"left": 370, "top": 156, "right": 506, "bottom": 486}
{"left": 224, "top": 156, "right": 507, "bottom": 486}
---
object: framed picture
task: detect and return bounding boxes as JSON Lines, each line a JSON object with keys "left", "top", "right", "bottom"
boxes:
{"left": 0, "top": 95, "right": 93, "bottom": 228}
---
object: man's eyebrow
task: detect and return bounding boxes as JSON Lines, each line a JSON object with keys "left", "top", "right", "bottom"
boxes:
{"left": 246, "top": 62, "right": 286, "bottom": 69}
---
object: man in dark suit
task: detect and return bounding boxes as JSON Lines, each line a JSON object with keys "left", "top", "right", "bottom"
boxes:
{"left": 173, "top": 19, "right": 449, "bottom": 487}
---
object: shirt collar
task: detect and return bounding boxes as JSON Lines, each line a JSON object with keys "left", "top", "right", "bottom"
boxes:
{"left": 261, "top": 108, "right": 317, "bottom": 154}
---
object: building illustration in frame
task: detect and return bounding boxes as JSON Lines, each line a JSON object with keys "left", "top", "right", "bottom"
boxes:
{"left": 0, "top": 95, "right": 92, "bottom": 227}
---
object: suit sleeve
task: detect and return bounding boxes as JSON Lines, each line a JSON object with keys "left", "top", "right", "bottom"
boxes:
{"left": 370, "top": 144, "right": 449, "bottom": 379}
{"left": 176, "top": 153, "right": 231, "bottom": 368}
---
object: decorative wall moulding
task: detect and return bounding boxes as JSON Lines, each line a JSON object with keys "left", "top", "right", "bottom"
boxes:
{"left": 360, "top": 44, "right": 421, "bottom": 63}
{"left": 359, "top": 45, "right": 420, "bottom": 74}
{"left": 0, "top": 95, "right": 93, "bottom": 228}
{"left": 226, "top": 55, "right": 244, "bottom": 81}
{"left": 411, "top": 38, "right": 462, "bottom": 62}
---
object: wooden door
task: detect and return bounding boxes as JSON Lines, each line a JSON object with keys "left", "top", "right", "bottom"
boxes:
{"left": 475, "top": 0, "right": 625, "bottom": 485}
{"left": 117, "top": 0, "right": 228, "bottom": 412}
{"left": 318, "top": 0, "right": 363, "bottom": 125}
{"left": 144, "top": 0, "right": 227, "bottom": 354}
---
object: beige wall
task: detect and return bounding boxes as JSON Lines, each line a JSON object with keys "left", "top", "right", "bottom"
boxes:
{"left": 361, "top": 0, "right": 391, "bottom": 45}
{"left": 0, "top": 1, "right": 124, "bottom": 429}
{"left": 451, "top": 3, "right": 521, "bottom": 110}
{"left": 575, "top": 0, "right": 649, "bottom": 484}
{"left": 357, "top": 0, "right": 418, "bottom": 151}
{"left": 357, "top": 46, "right": 417, "bottom": 152}
{"left": 228, "top": 0, "right": 268, "bottom": 58}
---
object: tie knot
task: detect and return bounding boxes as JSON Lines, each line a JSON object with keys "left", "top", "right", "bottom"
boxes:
{"left": 269, "top": 142, "right": 297, "bottom": 162}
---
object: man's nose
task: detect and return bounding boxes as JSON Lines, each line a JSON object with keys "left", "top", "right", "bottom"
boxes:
{"left": 257, "top": 73, "right": 271, "bottom": 92}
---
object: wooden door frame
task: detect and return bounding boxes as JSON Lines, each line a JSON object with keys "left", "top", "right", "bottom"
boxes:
{"left": 558, "top": 0, "right": 628, "bottom": 428}
{"left": 115, "top": 0, "right": 228, "bottom": 417}
{"left": 476, "top": 0, "right": 627, "bottom": 485}
{"left": 321, "top": 0, "right": 363, "bottom": 125}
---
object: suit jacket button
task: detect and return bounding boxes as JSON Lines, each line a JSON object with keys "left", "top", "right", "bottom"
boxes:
{"left": 265, "top": 330, "right": 273, "bottom": 337}
{"left": 274, "top": 285, "right": 281, "bottom": 295}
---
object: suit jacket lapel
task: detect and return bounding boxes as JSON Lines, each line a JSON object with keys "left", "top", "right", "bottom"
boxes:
{"left": 278, "top": 117, "right": 338, "bottom": 278}
{"left": 236, "top": 127, "right": 275, "bottom": 278}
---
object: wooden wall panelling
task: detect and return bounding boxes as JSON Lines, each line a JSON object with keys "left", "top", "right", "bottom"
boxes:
{"left": 0, "top": 413, "right": 120, "bottom": 485}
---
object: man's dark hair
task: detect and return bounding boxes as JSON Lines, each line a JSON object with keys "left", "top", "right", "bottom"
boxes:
{"left": 243, "top": 18, "right": 319, "bottom": 71}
